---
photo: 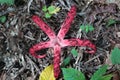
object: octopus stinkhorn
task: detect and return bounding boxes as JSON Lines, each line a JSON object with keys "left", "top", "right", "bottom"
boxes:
{"left": 29, "top": 6, "right": 96, "bottom": 79}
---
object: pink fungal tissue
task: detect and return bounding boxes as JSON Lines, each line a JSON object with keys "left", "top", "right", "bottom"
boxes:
{"left": 29, "top": 6, "right": 96, "bottom": 78}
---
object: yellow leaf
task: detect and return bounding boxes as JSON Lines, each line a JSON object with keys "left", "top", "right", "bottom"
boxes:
{"left": 39, "top": 64, "right": 56, "bottom": 80}
{"left": 50, "top": 7, "right": 60, "bottom": 14}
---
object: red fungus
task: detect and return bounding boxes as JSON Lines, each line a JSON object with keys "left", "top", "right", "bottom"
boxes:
{"left": 29, "top": 6, "right": 96, "bottom": 78}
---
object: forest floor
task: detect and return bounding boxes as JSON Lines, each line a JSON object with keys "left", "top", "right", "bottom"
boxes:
{"left": 0, "top": 0, "right": 120, "bottom": 80}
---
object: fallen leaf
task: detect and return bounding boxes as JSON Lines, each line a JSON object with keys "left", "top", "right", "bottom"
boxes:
{"left": 113, "top": 72, "right": 120, "bottom": 80}
{"left": 105, "top": 51, "right": 112, "bottom": 66}
{"left": 0, "top": 72, "right": 6, "bottom": 80}
{"left": 106, "top": 0, "right": 120, "bottom": 9}
{"left": 48, "top": 6, "right": 60, "bottom": 14}
{"left": 50, "top": 7, "right": 60, "bottom": 14}
{"left": 116, "top": 32, "right": 120, "bottom": 37}
{"left": 115, "top": 44, "right": 120, "bottom": 48}
{"left": 39, "top": 64, "right": 56, "bottom": 80}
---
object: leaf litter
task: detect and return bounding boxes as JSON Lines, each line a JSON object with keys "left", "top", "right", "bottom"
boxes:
{"left": 0, "top": 0, "right": 120, "bottom": 80}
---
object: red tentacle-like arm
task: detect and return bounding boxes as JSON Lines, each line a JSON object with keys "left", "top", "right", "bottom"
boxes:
{"left": 62, "top": 39, "right": 96, "bottom": 53}
{"left": 29, "top": 41, "right": 52, "bottom": 58}
{"left": 57, "top": 6, "right": 76, "bottom": 39}
{"left": 32, "top": 15, "right": 56, "bottom": 39}
{"left": 29, "top": 6, "right": 96, "bottom": 79}
{"left": 53, "top": 44, "right": 61, "bottom": 78}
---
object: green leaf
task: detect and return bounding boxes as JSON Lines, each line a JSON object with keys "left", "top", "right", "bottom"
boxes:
{"left": 42, "top": 6, "right": 47, "bottom": 12}
{"left": 71, "top": 48, "right": 78, "bottom": 57}
{"left": 0, "top": 0, "right": 14, "bottom": 5}
{"left": 107, "top": 19, "right": 116, "bottom": 27}
{"left": 49, "top": 7, "right": 60, "bottom": 14}
{"left": 90, "top": 65, "right": 108, "bottom": 80}
{"left": 47, "top": 5, "right": 60, "bottom": 14}
{"left": 88, "top": 25, "right": 95, "bottom": 31}
{"left": 85, "top": 26, "right": 89, "bottom": 33}
{"left": 45, "top": 13, "right": 52, "bottom": 18}
{"left": 110, "top": 47, "right": 120, "bottom": 64}
{"left": 62, "top": 57, "right": 71, "bottom": 66}
{"left": 48, "top": 6, "right": 56, "bottom": 14}
{"left": 62, "top": 68, "right": 86, "bottom": 80}
{"left": 100, "top": 74, "right": 113, "bottom": 80}
{"left": 80, "top": 24, "right": 94, "bottom": 33}
{"left": 0, "top": 16, "right": 6, "bottom": 23}
{"left": 86, "top": 24, "right": 94, "bottom": 33}
{"left": 80, "top": 25, "right": 85, "bottom": 30}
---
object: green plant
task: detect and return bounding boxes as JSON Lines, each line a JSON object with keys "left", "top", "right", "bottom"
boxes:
{"left": 62, "top": 57, "right": 71, "bottom": 66}
{"left": 106, "top": 19, "right": 116, "bottom": 27}
{"left": 71, "top": 48, "right": 78, "bottom": 57}
{"left": 110, "top": 47, "right": 120, "bottom": 64}
{"left": 0, "top": 0, "right": 14, "bottom": 5}
{"left": 62, "top": 68, "right": 86, "bottom": 80}
{"left": 62, "top": 48, "right": 78, "bottom": 66}
{"left": 100, "top": 74, "right": 113, "bottom": 80}
{"left": 0, "top": 16, "right": 6, "bottom": 23}
{"left": 42, "top": 5, "right": 60, "bottom": 18}
{"left": 62, "top": 65, "right": 112, "bottom": 80}
{"left": 80, "top": 24, "right": 94, "bottom": 33}
{"left": 90, "top": 65, "right": 112, "bottom": 80}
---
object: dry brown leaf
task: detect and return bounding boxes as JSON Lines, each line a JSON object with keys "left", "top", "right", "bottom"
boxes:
{"left": 113, "top": 72, "right": 120, "bottom": 80}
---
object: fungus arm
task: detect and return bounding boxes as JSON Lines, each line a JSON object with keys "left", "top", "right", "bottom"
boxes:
{"left": 53, "top": 45, "right": 61, "bottom": 78}
{"left": 32, "top": 15, "right": 56, "bottom": 39}
{"left": 62, "top": 39, "right": 96, "bottom": 54}
{"left": 29, "top": 41, "right": 52, "bottom": 58}
{"left": 57, "top": 6, "right": 76, "bottom": 39}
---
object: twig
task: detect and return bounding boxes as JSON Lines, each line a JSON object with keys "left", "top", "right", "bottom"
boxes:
{"left": 25, "top": 55, "right": 40, "bottom": 72}
{"left": 24, "top": 35, "right": 35, "bottom": 40}
{"left": 0, "top": 7, "right": 15, "bottom": 16}
{"left": 27, "top": 0, "right": 33, "bottom": 13}
{"left": 81, "top": 0, "right": 93, "bottom": 12}
{"left": 76, "top": 29, "right": 82, "bottom": 38}
{"left": 84, "top": 54, "right": 102, "bottom": 65}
